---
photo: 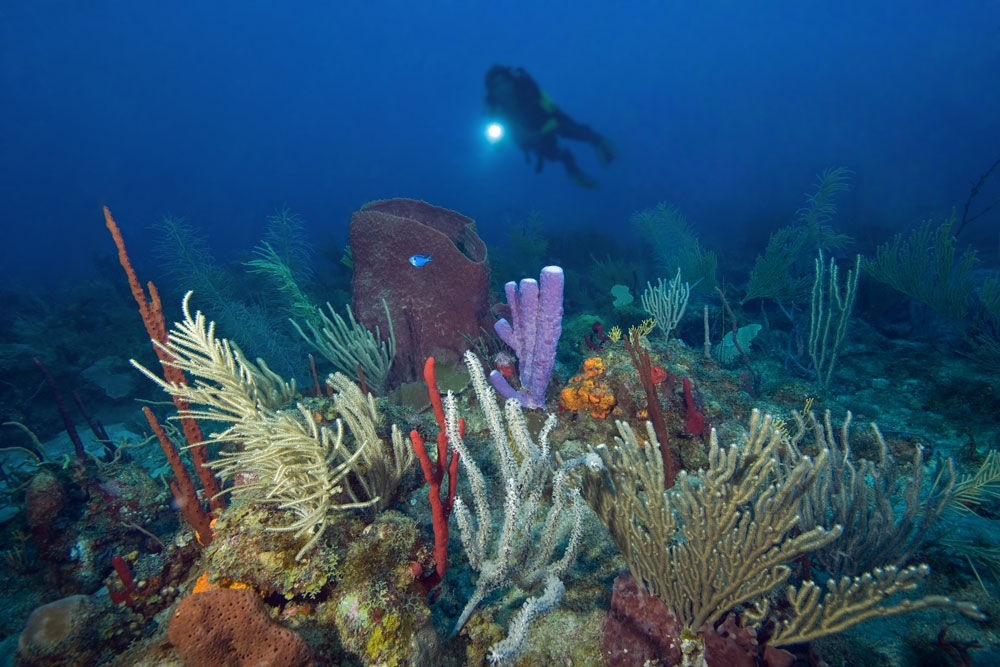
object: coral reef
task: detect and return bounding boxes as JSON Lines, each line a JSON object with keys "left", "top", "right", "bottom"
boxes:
{"left": 3, "top": 190, "right": 999, "bottom": 667}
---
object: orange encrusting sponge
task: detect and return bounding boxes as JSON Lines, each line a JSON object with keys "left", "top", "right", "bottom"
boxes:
{"left": 559, "top": 357, "right": 616, "bottom": 418}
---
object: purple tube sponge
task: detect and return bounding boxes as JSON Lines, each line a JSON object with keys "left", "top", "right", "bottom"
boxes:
{"left": 489, "top": 265, "right": 564, "bottom": 409}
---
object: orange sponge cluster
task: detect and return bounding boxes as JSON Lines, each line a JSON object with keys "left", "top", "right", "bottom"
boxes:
{"left": 191, "top": 571, "right": 252, "bottom": 594}
{"left": 559, "top": 357, "right": 616, "bottom": 418}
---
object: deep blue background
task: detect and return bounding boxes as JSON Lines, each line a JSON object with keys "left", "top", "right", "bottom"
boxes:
{"left": 2, "top": 1, "right": 998, "bottom": 288}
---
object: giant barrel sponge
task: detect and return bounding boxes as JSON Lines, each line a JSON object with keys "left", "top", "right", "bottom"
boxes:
{"left": 350, "top": 198, "right": 491, "bottom": 384}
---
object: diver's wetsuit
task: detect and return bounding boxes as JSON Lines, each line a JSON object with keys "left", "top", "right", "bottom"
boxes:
{"left": 485, "top": 64, "right": 615, "bottom": 188}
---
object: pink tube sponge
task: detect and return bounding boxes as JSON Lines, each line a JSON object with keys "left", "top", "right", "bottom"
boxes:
{"left": 489, "top": 265, "right": 564, "bottom": 409}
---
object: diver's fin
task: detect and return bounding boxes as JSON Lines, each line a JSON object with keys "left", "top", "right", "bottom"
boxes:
{"left": 559, "top": 149, "right": 598, "bottom": 188}
{"left": 595, "top": 136, "right": 617, "bottom": 166}
{"left": 568, "top": 167, "right": 599, "bottom": 189}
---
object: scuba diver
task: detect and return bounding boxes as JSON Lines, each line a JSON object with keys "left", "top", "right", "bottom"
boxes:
{"left": 484, "top": 64, "right": 616, "bottom": 189}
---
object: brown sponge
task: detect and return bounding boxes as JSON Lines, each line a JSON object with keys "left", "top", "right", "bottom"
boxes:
{"left": 168, "top": 588, "right": 312, "bottom": 667}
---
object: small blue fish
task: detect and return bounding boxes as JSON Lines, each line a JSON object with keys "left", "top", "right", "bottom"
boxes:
{"left": 409, "top": 253, "right": 432, "bottom": 267}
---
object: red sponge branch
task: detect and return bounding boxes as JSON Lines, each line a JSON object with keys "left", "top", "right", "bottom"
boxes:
{"left": 109, "top": 555, "right": 136, "bottom": 607}
{"left": 624, "top": 329, "right": 677, "bottom": 488}
{"left": 33, "top": 358, "right": 85, "bottom": 459}
{"left": 104, "top": 206, "right": 224, "bottom": 512}
{"left": 411, "top": 357, "right": 461, "bottom": 592}
{"left": 682, "top": 378, "right": 707, "bottom": 436}
{"left": 142, "top": 407, "right": 214, "bottom": 545}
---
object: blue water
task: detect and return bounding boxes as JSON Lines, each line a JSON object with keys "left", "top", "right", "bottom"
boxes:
{"left": 1, "top": 1, "right": 997, "bottom": 285}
